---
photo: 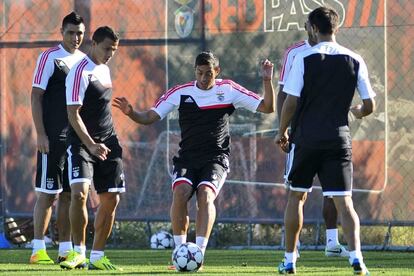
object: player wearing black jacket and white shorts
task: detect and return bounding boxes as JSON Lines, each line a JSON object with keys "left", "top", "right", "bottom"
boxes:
{"left": 276, "top": 7, "right": 375, "bottom": 275}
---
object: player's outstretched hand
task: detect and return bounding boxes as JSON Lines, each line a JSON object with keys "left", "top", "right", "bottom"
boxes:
{"left": 350, "top": 104, "right": 363, "bottom": 119}
{"left": 261, "top": 59, "right": 274, "bottom": 81}
{"left": 113, "top": 97, "right": 133, "bottom": 116}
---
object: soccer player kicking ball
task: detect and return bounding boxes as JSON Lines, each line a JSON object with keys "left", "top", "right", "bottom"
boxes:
{"left": 60, "top": 26, "right": 125, "bottom": 271}
{"left": 114, "top": 51, "right": 275, "bottom": 268}
{"left": 30, "top": 12, "right": 85, "bottom": 265}
{"left": 276, "top": 7, "right": 375, "bottom": 275}
{"left": 277, "top": 20, "right": 348, "bottom": 258}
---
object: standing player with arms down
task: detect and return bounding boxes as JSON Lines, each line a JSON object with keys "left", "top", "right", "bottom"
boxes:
{"left": 30, "top": 11, "right": 85, "bottom": 265}
{"left": 277, "top": 19, "right": 349, "bottom": 258}
{"left": 276, "top": 7, "right": 375, "bottom": 275}
{"left": 114, "top": 51, "right": 275, "bottom": 266}
{"left": 60, "top": 26, "right": 124, "bottom": 271}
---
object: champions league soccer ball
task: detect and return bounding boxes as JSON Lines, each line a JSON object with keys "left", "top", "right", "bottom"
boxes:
{"left": 150, "top": 230, "right": 174, "bottom": 249}
{"left": 172, "top": 242, "right": 204, "bottom": 272}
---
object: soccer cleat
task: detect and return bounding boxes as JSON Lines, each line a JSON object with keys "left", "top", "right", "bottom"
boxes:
{"left": 58, "top": 255, "right": 86, "bottom": 264}
{"left": 30, "top": 249, "right": 54, "bottom": 264}
{"left": 351, "top": 259, "right": 370, "bottom": 275}
{"left": 278, "top": 261, "right": 296, "bottom": 274}
{"left": 325, "top": 244, "right": 350, "bottom": 257}
{"left": 88, "top": 256, "right": 122, "bottom": 271}
{"left": 59, "top": 250, "right": 87, "bottom": 269}
{"left": 57, "top": 256, "right": 67, "bottom": 264}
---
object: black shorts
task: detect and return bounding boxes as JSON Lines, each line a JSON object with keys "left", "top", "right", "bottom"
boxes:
{"left": 285, "top": 144, "right": 353, "bottom": 196}
{"left": 67, "top": 138, "right": 125, "bottom": 194}
{"left": 172, "top": 162, "right": 228, "bottom": 196}
{"left": 35, "top": 141, "right": 70, "bottom": 194}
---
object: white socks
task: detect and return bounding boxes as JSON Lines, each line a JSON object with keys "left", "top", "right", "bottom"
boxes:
{"left": 349, "top": 250, "right": 364, "bottom": 264}
{"left": 173, "top": 235, "right": 186, "bottom": 249}
{"left": 196, "top": 236, "right": 208, "bottom": 255}
{"left": 326, "top": 228, "right": 339, "bottom": 248}
{"left": 32, "top": 239, "right": 46, "bottom": 254}
{"left": 173, "top": 235, "right": 207, "bottom": 256}
{"left": 90, "top": 250, "right": 104, "bottom": 263}
{"left": 284, "top": 251, "right": 298, "bottom": 265}
{"left": 74, "top": 245, "right": 86, "bottom": 257}
{"left": 58, "top": 241, "right": 73, "bottom": 257}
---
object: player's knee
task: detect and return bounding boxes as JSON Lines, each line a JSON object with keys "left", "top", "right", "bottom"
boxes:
{"left": 289, "top": 190, "right": 307, "bottom": 202}
{"left": 71, "top": 190, "right": 88, "bottom": 203}
{"left": 173, "top": 184, "right": 192, "bottom": 201}
{"left": 333, "top": 196, "right": 354, "bottom": 213}
{"left": 196, "top": 186, "right": 216, "bottom": 204}
{"left": 101, "top": 193, "right": 120, "bottom": 209}
{"left": 38, "top": 192, "right": 58, "bottom": 205}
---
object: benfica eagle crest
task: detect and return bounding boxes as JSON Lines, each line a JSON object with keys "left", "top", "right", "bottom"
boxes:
{"left": 174, "top": 0, "right": 195, "bottom": 38}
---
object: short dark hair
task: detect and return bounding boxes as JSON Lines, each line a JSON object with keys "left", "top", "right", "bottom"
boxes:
{"left": 195, "top": 51, "right": 219, "bottom": 67}
{"left": 308, "top": 7, "right": 339, "bottom": 35}
{"left": 92, "top": 26, "right": 119, "bottom": 43}
{"left": 62, "top": 11, "right": 84, "bottom": 29}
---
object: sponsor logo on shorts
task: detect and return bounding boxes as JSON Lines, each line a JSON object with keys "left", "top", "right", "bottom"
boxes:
{"left": 180, "top": 168, "right": 187, "bottom": 177}
{"left": 72, "top": 166, "right": 80, "bottom": 178}
{"left": 46, "top": 178, "right": 54, "bottom": 189}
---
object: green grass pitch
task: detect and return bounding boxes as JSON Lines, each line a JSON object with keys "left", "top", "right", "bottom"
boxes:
{"left": 0, "top": 249, "right": 413, "bottom": 275}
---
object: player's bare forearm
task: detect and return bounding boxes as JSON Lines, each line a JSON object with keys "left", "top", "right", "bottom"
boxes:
{"left": 350, "top": 98, "right": 376, "bottom": 119}
{"left": 362, "top": 99, "right": 376, "bottom": 116}
{"left": 257, "top": 59, "right": 275, "bottom": 113}
{"left": 360, "top": 98, "right": 376, "bottom": 116}
{"left": 113, "top": 96, "right": 160, "bottom": 125}
{"left": 277, "top": 87, "right": 287, "bottom": 120}
{"left": 128, "top": 109, "right": 160, "bottom": 125}
{"left": 279, "top": 95, "right": 297, "bottom": 134}
{"left": 31, "top": 88, "right": 47, "bottom": 137}
{"left": 276, "top": 95, "right": 296, "bottom": 153}
{"left": 31, "top": 87, "right": 50, "bottom": 153}
{"left": 259, "top": 79, "right": 275, "bottom": 113}
{"left": 67, "top": 105, "right": 95, "bottom": 148}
